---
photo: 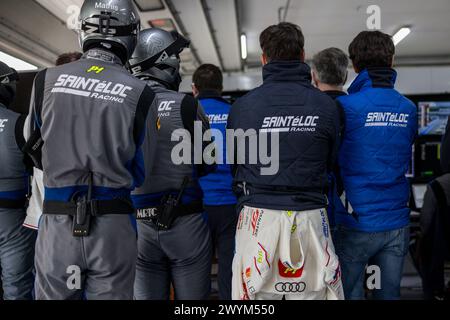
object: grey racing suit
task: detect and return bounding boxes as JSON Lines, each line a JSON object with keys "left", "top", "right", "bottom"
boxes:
{"left": 0, "top": 104, "right": 36, "bottom": 300}
{"left": 131, "top": 81, "right": 214, "bottom": 300}
{"left": 27, "top": 49, "right": 156, "bottom": 300}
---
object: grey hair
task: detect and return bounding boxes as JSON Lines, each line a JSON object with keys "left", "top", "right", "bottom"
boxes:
{"left": 312, "top": 47, "right": 349, "bottom": 86}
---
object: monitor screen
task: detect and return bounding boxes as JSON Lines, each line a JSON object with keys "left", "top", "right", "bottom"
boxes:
{"left": 413, "top": 135, "right": 443, "bottom": 181}
{"left": 418, "top": 101, "right": 450, "bottom": 135}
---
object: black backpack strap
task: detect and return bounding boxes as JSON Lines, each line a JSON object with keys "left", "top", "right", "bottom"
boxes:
{"left": 22, "top": 69, "right": 47, "bottom": 170}
{"left": 15, "top": 114, "right": 33, "bottom": 173}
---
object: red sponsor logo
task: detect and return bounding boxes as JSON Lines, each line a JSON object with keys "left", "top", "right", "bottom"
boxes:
{"left": 237, "top": 212, "right": 244, "bottom": 230}
{"left": 330, "top": 265, "right": 342, "bottom": 286}
{"left": 241, "top": 273, "right": 250, "bottom": 300}
{"left": 251, "top": 209, "right": 262, "bottom": 236}
{"left": 245, "top": 267, "right": 251, "bottom": 278}
{"left": 278, "top": 260, "right": 304, "bottom": 278}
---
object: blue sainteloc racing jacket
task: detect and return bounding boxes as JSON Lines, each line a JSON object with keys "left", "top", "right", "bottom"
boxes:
{"left": 335, "top": 67, "right": 418, "bottom": 232}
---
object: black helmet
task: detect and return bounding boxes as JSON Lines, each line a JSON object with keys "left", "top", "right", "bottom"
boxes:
{"left": 0, "top": 61, "right": 19, "bottom": 107}
{"left": 78, "top": 0, "right": 140, "bottom": 62}
{"left": 128, "top": 28, "right": 190, "bottom": 91}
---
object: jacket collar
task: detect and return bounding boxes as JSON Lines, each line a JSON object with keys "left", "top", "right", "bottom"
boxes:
{"left": 348, "top": 67, "right": 397, "bottom": 94}
{"left": 197, "top": 90, "right": 229, "bottom": 104}
{"left": 263, "top": 61, "right": 312, "bottom": 84}
{"left": 83, "top": 49, "right": 123, "bottom": 66}
{"left": 146, "top": 79, "right": 170, "bottom": 91}
{"left": 325, "top": 90, "right": 347, "bottom": 100}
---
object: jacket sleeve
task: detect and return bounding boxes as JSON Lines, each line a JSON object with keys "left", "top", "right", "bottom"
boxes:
{"left": 131, "top": 85, "right": 156, "bottom": 188}
{"left": 327, "top": 101, "right": 343, "bottom": 173}
{"left": 22, "top": 69, "right": 47, "bottom": 170}
{"left": 226, "top": 101, "right": 239, "bottom": 177}
{"left": 441, "top": 117, "right": 450, "bottom": 173}
{"left": 181, "top": 94, "right": 216, "bottom": 177}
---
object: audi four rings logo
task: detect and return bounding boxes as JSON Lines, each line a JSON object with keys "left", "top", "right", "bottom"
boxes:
{"left": 275, "top": 282, "right": 306, "bottom": 293}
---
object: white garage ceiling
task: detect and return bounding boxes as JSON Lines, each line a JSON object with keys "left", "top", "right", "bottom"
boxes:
{"left": 239, "top": 0, "right": 450, "bottom": 67}
{"left": 0, "top": 0, "right": 449, "bottom": 73}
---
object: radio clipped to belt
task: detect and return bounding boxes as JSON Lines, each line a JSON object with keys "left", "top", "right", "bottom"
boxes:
{"left": 43, "top": 172, "right": 135, "bottom": 237}
{"left": 157, "top": 176, "right": 190, "bottom": 230}
{"left": 72, "top": 172, "right": 94, "bottom": 237}
{"left": 136, "top": 177, "right": 203, "bottom": 230}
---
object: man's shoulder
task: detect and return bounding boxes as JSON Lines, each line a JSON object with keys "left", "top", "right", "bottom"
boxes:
{"left": 0, "top": 105, "right": 20, "bottom": 118}
{"left": 235, "top": 86, "right": 265, "bottom": 104}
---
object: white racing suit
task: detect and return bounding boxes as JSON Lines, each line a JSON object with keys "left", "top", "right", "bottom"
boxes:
{"left": 23, "top": 168, "right": 44, "bottom": 230}
{"left": 232, "top": 206, "right": 344, "bottom": 300}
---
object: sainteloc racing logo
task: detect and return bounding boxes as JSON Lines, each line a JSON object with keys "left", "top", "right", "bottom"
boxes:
{"left": 365, "top": 112, "right": 409, "bottom": 127}
{"left": 0, "top": 119, "right": 8, "bottom": 133}
{"left": 261, "top": 115, "right": 319, "bottom": 133}
{"left": 51, "top": 72, "right": 133, "bottom": 104}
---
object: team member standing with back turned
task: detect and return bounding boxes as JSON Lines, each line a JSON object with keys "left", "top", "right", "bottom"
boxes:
{"left": 333, "top": 31, "right": 417, "bottom": 300}
{"left": 228, "top": 22, "right": 344, "bottom": 300}
{"left": 128, "top": 28, "right": 214, "bottom": 300}
{"left": 0, "top": 62, "right": 36, "bottom": 300}
{"left": 25, "top": 0, "right": 156, "bottom": 300}
{"left": 192, "top": 64, "right": 238, "bottom": 300}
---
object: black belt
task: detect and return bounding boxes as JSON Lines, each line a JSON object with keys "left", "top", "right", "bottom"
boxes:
{"left": 43, "top": 199, "right": 134, "bottom": 216}
{"left": 239, "top": 182, "right": 323, "bottom": 195}
{"left": 136, "top": 200, "right": 203, "bottom": 220}
{"left": 0, "top": 198, "right": 26, "bottom": 209}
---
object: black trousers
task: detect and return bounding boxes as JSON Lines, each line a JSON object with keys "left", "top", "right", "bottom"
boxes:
{"left": 205, "top": 204, "right": 238, "bottom": 300}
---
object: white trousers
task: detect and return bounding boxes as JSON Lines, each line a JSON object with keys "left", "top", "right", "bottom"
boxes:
{"left": 232, "top": 206, "right": 344, "bottom": 300}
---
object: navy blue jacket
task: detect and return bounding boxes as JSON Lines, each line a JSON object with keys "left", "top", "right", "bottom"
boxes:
{"left": 227, "top": 61, "right": 341, "bottom": 211}
{"left": 324, "top": 90, "right": 347, "bottom": 228}
{"left": 335, "top": 68, "right": 417, "bottom": 232}
{"left": 198, "top": 91, "right": 237, "bottom": 206}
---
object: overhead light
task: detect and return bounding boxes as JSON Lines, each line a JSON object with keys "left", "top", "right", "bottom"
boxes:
{"left": 134, "top": 0, "right": 164, "bottom": 12}
{"left": 0, "top": 51, "right": 38, "bottom": 71}
{"left": 240, "top": 34, "right": 248, "bottom": 60}
{"left": 393, "top": 27, "right": 411, "bottom": 46}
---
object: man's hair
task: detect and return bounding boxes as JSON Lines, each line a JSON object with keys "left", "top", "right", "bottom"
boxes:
{"left": 259, "top": 22, "right": 304, "bottom": 62}
{"left": 192, "top": 64, "right": 223, "bottom": 93}
{"left": 56, "top": 52, "right": 83, "bottom": 66}
{"left": 312, "top": 48, "right": 349, "bottom": 86}
{"left": 349, "top": 31, "right": 395, "bottom": 71}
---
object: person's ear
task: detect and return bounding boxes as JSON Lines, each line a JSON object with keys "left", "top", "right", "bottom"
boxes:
{"left": 391, "top": 55, "right": 395, "bottom": 68}
{"left": 311, "top": 70, "right": 319, "bottom": 87}
{"left": 300, "top": 50, "right": 306, "bottom": 62}
{"left": 343, "top": 71, "right": 348, "bottom": 85}
{"left": 192, "top": 84, "right": 199, "bottom": 97}
{"left": 261, "top": 54, "right": 268, "bottom": 66}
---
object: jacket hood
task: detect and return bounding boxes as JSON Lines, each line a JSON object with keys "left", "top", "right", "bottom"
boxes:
{"left": 263, "top": 60, "right": 312, "bottom": 84}
{"left": 348, "top": 67, "right": 397, "bottom": 94}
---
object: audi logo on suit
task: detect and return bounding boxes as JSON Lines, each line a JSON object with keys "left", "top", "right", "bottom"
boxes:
{"left": 275, "top": 282, "right": 306, "bottom": 293}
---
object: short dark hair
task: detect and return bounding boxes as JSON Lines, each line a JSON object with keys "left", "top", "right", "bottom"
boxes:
{"left": 349, "top": 31, "right": 395, "bottom": 71}
{"left": 56, "top": 52, "right": 83, "bottom": 66}
{"left": 192, "top": 64, "right": 223, "bottom": 93}
{"left": 312, "top": 48, "right": 349, "bottom": 86}
{"left": 259, "top": 22, "right": 304, "bottom": 62}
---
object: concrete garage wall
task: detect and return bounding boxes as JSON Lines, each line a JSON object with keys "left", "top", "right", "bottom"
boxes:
{"left": 180, "top": 65, "right": 450, "bottom": 95}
